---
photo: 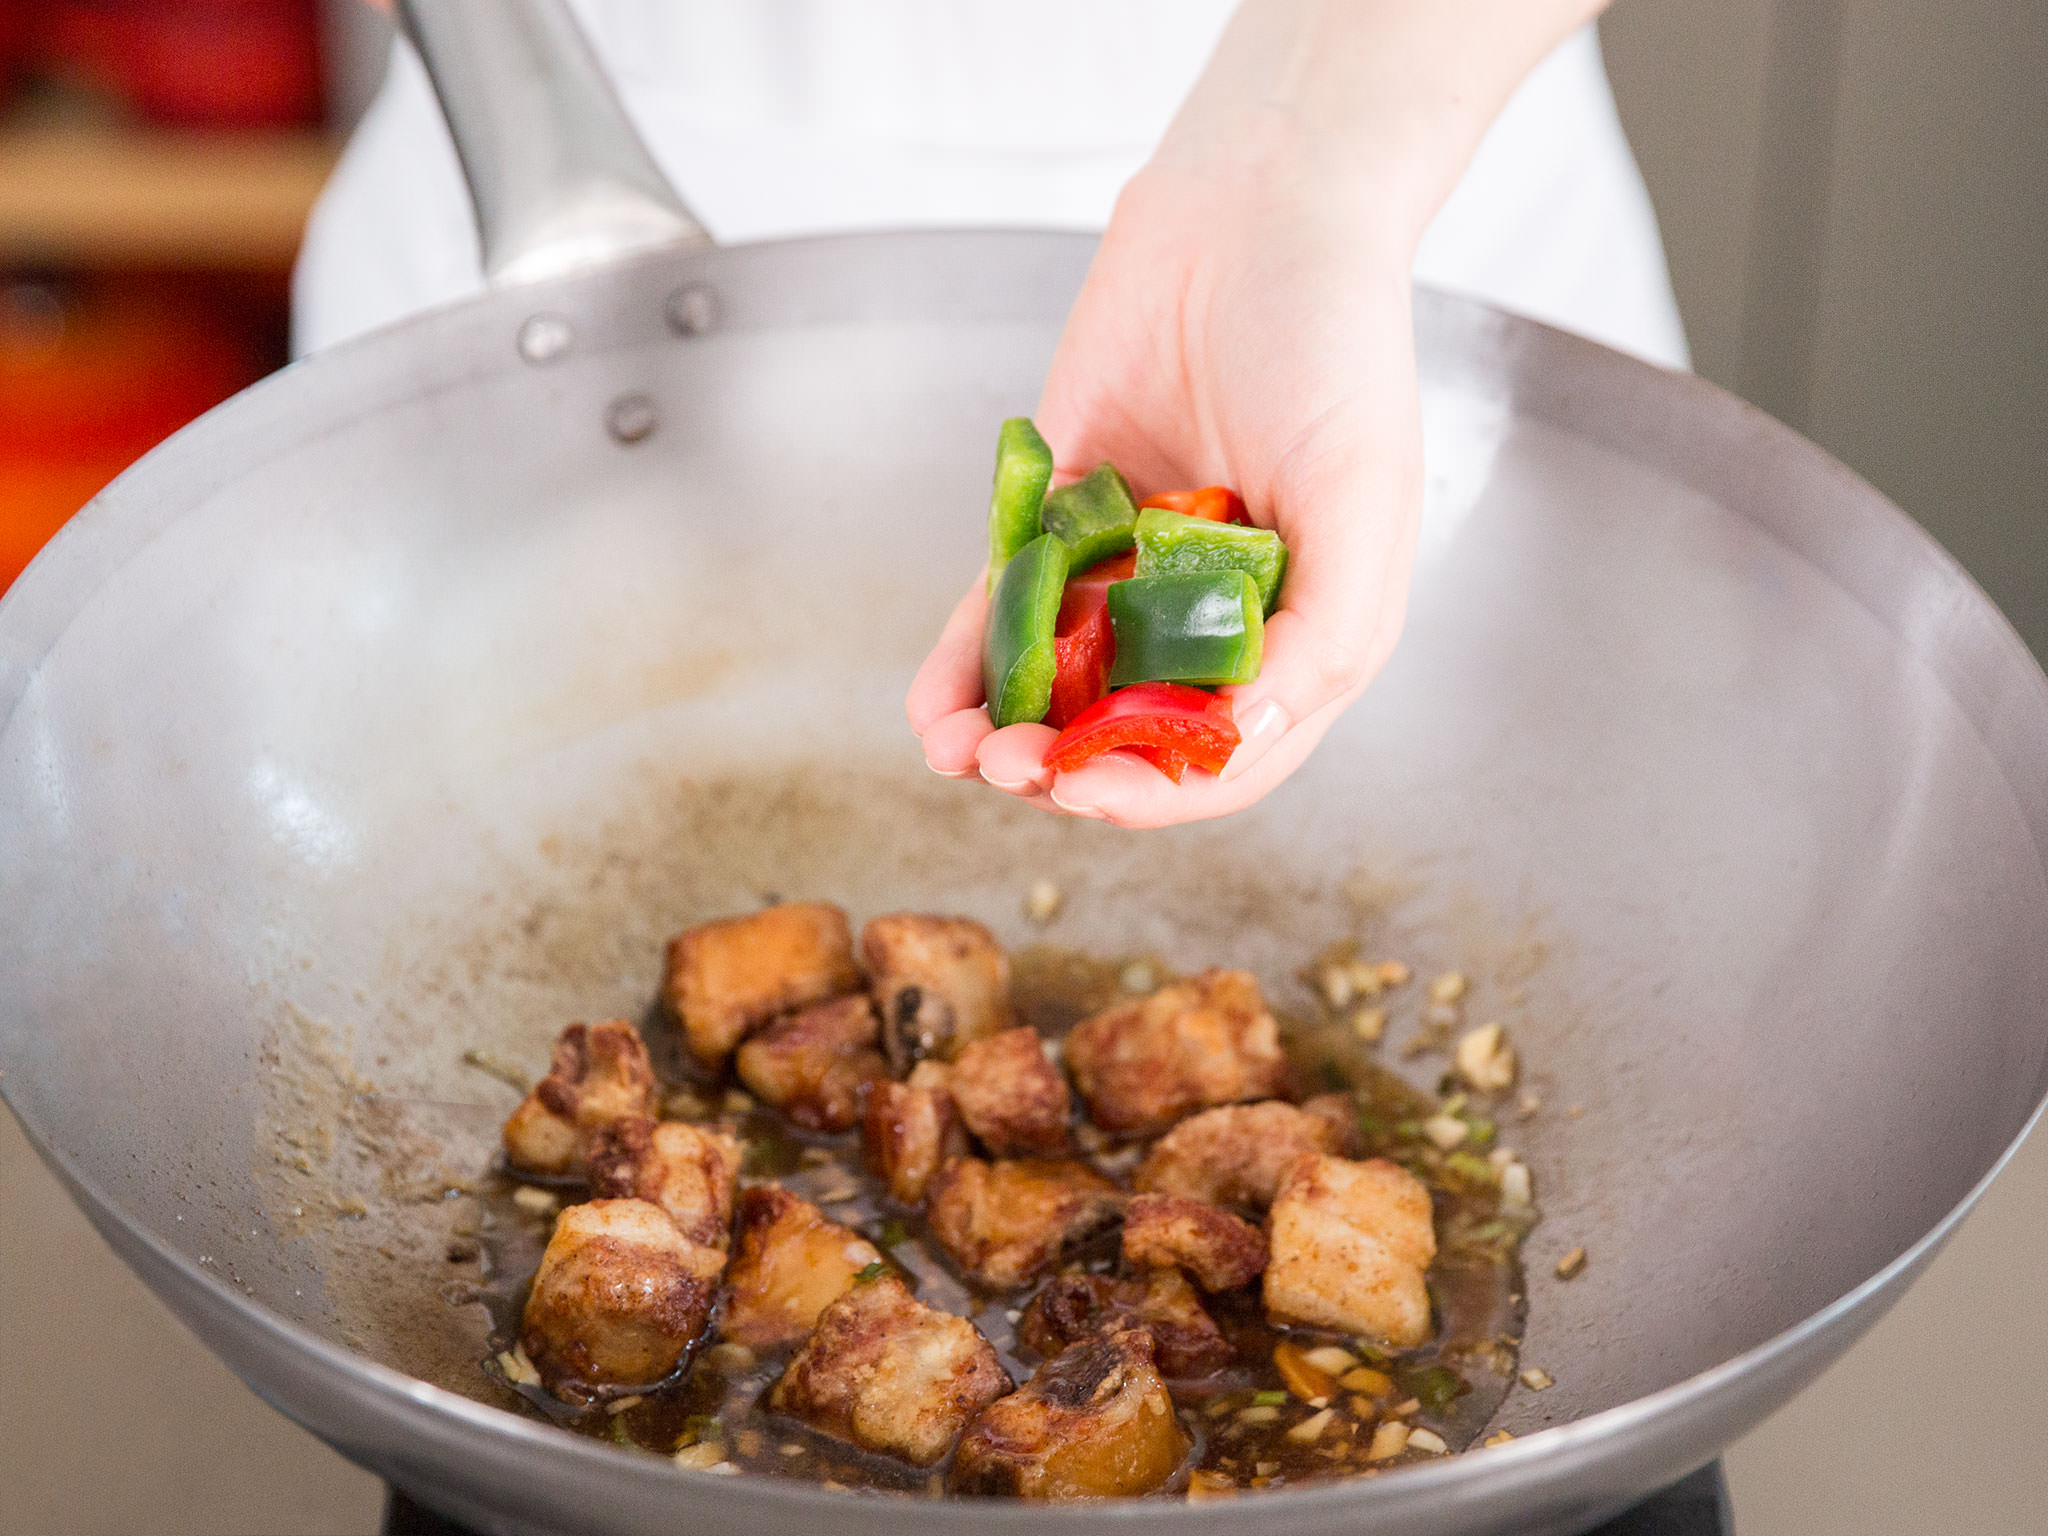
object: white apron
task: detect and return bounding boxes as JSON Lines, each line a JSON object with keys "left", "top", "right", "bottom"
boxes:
{"left": 293, "top": 1, "right": 1688, "bottom": 371}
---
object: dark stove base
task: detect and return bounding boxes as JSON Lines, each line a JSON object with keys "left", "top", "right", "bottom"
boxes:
{"left": 384, "top": 1462, "right": 1733, "bottom": 1536}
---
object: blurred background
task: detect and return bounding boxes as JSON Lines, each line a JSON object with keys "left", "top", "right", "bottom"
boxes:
{"left": 1, "top": 1, "right": 2043, "bottom": 1531}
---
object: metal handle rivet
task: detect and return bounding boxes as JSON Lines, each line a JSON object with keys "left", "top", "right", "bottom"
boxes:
{"left": 606, "top": 394, "right": 658, "bottom": 445}
{"left": 517, "top": 314, "right": 574, "bottom": 364}
{"left": 665, "top": 285, "right": 718, "bottom": 337}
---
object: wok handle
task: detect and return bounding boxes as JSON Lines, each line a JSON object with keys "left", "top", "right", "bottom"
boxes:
{"left": 396, "top": 0, "right": 714, "bottom": 286}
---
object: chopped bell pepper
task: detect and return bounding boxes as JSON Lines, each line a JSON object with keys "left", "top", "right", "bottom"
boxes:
{"left": 1040, "top": 463, "right": 1139, "bottom": 570}
{"left": 987, "top": 418, "right": 1056, "bottom": 591}
{"left": 1106, "top": 570, "right": 1264, "bottom": 688}
{"left": 983, "top": 532, "right": 1070, "bottom": 727}
{"left": 1043, "top": 683, "right": 1241, "bottom": 784}
{"left": 1046, "top": 581, "right": 1116, "bottom": 731}
{"left": 1133, "top": 507, "right": 1288, "bottom": 614}
{"left": 1140, "top": 486, "right": 1248, "bottom": 525}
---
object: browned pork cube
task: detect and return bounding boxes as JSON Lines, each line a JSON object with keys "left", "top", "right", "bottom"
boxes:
{"left": 951, "top": 1328, "right": 1189, "bottom": 1499}
{"left": 1121, "top": 1193, "right": 1267, "bottom": 1292}
{"left": 769, "top": 1274, "right": 1011, "bottom": 1466}
{"left": 519, "top": 1198, "right": 724, "bottom": 1402}
{"left": 1264, "top": 1153, "right": 1437, "bottom": 1347}
{"left": 1018, "top": 1268, "right": 1231, "bottom": 1378}
{"left": 734, "top": 993, "right": 888, "bottom": 1132}
{"left": 1133, "top": 1099, "right": 1342, "bottom": 1209}
{"left": 860, "top": 913, "right": 1012, "bottom": 1072}
{"left": 501, "top": 1021, "right": 658, "bottom": 1176}
{"left": 586, "top": 1116, "right": 741, "bottom": 1249}
{"left": 862, "top": 1079, "right": 969, "bottom": 1205}
{"left": 926, "top": 1158, "right": 1122, "bottom": 1290}
{"left": 664, "top": 903, "right": 861, "bottom": 1068}
{"left": 945, "top": 1027, "right": 1071, "bottom": 1156}
{"left": 1063, "top": 969, "right": 1287, "bottom": 1133}
{"left": 719, "top": 1185, "right": 883, "bottom": 1349}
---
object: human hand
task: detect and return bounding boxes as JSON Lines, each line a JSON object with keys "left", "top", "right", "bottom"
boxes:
{"left": 906, "top": 166, "right": 1425, "bottom": 828}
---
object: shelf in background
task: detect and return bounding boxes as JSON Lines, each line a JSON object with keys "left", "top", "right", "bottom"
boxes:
{"left": 0, "top": 120, "right": 338, "bottom": 270}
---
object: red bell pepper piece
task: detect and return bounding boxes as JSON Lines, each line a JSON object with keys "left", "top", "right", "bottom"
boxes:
{"left": 1043, "top": 682, "right": 1240, "bottom": 784}
{"left": 1141, "top": 487, "right": 1249, "bottom": 525}
{"left": 1046, "top": 587, "right": 1115, "bottom": 730}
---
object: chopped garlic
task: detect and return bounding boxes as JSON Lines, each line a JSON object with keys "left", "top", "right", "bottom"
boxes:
{"left": 1484, "top": 1430, "right": 1516, "bottom": 1448}
{"left": 1377, "top": 960, "right": 1412, "bottom": 987}
{"left": 605, "top": 1395, "right": 645, "bottom": 1415}
{"left": 1428, "top": 971, "right": 1469, "bottom": 1004}
{"left": 497, "top": 1345, "right": 541, "bottom": 1388}
{"left": 1288, "top": 1408, "right": 1336, "bottom": 1443}
{"left": 1303, "top": 1346, "right": 1359, "bottom": 1375}
{"left": 1487, "top": 1145, "right": 1517, "bottom": 1170}
{"left": 1456, "top": 1022, "right": 1518, "bottom": 1092}
{"left": 1556, "top": 1246, "right": 1587, "bottom": 1280}
{"left": 1236, "top": 1405, "right": 1280, "bottom": 1424}
{"left": 1421, "top": 1113, "right": 1469, "bottom": 1150}
{"left": 1318, "top": 963, "right": 1355, "bottom": 1009}
{"left": 1366, "top": 1422, "right": 1411, "bottom": 1460}
{"left": 1501, "top": 1162, "right": 1534, "bottom": 1209}
{"left": 704, "top": 1341, "right": 756, "bottom": 1373}
{"left": 1520, "top": 1367, "right": 1555, "bottom": 1391}
{"left": 1352, "top": 1006, "right": 1388, "bottom": 1043}
{"left": 1407, "top": 1428, "right": 1448, "bottom": 1455}
{"left": 673, "top": 1442, "right": 725, "bottom": 1470}
{"left": 1024, "top": 879, "right": 1063, "bottom": 924}
{"left": 1120, "top": 961, "right": 1158, "bottom": 993}
{"left": 511, "top": 1185, "right": 559, "bottom": 1215}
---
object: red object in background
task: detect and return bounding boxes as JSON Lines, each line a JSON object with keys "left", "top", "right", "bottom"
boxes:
{"left": 1140, "top": 487, "right": 1250, "bottom": 525}
{"left": 42, "top": 0, "right": 322, "bottom": 128}
{"left": 1043, "top": 683, "right": 1241, "bottom": 785}
{"left": 0, "top": 276, "right": 267, "bottom": 593}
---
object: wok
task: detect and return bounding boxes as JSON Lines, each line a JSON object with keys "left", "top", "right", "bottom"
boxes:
{"left": 4, "top": 3, "right": 2046, "bottom": 1533}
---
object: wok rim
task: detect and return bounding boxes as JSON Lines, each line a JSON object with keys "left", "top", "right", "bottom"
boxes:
{"left": 3, "top": 227, "right": 2046, "bottom": 1525}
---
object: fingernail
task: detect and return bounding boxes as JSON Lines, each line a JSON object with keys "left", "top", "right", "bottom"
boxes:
{"left": 1048, "top": 780, "right": 1109, "bottom": 820}
{"left": 982, "top": 773, "right": 1043, "bottom": 794}
{"left": 1219, "top": 698, "right": 1289, "bottom": 782}
{"left": 927, "top": 762, "right": 978, "bottom": 779}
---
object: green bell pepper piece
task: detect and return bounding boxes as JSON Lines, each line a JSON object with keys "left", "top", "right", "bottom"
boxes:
{"left": 986, "top": 417, "right": 1055, "bottom": 591}
{"left": 1106, "top": 570, "right": 1264, "bottom": 688}
{"left": 983, "top": 532, "right": 1070, "bottom": 727}
{"left": 1039, "top": 462, "right": 1139, "bottom": 570}
{"left": 1132, "top": 506, "right": 1289, "bottom": 614}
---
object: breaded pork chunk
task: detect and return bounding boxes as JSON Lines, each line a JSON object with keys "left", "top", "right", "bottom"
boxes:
{"left": 1018, "top": 1268, "right": 1231, "bottom": 1379}
{"left": 951, "top": 1328, "right": 1189, "bottom": 1499}
{"left": 734, "top": 993, "right": 888, "bottom": 1132}
{"left": 926, "top": 1158, "right": 1123, "bottom": 1290}
{"left": 1063, "top": 969, "right": 1287, "bottom": 1133}
{"left": 519, "top": 1198, "right": 724, "bottom": 1401}
{"left": 860, "top": 913, "right": 1012, "bottom": 1072}
{"left": 1132, "top": 1100, "right": 1342, "bottom": 1209}
{"left": 586, "top": 1116, "right": 741, "bottom": 1249}
{"left": 1121, "top": 1193, "right": 1268, "bottom": 1292}
{"left": 664, "top": 902, "right": 861, "bottom": 1068}
{"left": 720, "top": 1185, "right": 883, "bottom": 1350}
{"left": 862, "top": 1078, "right": 969, "bottom": 1205}
{"left": 502, "top": 1021, "right": 658, "bottom": 1176}
{"left": 945, "top": 1027, "right": 1071, "bottom": 1157}
{"left": 770, "top": 1274, "right": 1011, "bottom": 1466}
{"left": 1264, "top": 1153, "right": 1437, "bottom": 1347}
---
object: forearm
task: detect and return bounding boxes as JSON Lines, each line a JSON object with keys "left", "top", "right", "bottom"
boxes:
{"left": 1151, "top": 0, "right": 1613, "bottom": 250}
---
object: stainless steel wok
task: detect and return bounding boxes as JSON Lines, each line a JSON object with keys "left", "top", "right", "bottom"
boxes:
{"left": 4, "top": 4, "right": 2046, "bottom": 1533}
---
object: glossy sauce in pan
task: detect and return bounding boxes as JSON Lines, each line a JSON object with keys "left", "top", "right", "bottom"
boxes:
{"left": 469, "top": 946, "right": 1533, "bottom": 1497}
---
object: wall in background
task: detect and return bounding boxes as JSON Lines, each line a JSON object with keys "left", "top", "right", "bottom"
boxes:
{"left": 1603, "top": 0, "right": 2048, "bottom": 655}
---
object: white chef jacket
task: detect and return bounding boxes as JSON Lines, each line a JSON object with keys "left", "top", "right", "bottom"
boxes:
{"left": 293, "top": 1, "right": 1688, "bottom": 371}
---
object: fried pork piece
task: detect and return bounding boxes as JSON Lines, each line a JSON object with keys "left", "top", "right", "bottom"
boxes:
{"left": 501, "top": 1021, "right": 658, "bottom": 1176}
{"left": 720, "top": 1185, "right": 884, "bottom": 1349}
{"left": 1132, "top": 1099, "right": 1343, "bottom": 1209}
{"left": 945, "top": 1027, "right": 1072, "bottom": 1156}
{"left": 1063, "top": 969, "right": 1287, "bottom": 1133}
{"left": 1018, "top": 1268, "right": 1231, "bottom": 1378}
{"left": 1264, "top": 1153, "right": 1437, "bottom": 1347}
{"left": 860, "top": 913, "right": 1012, "bottom": 1072}
{"left": 733, "top": 993, "right": 888, "bottom": 1132}
{"left": 1121, "top": 1193, "right": 1267, "bottom": 1292}
{"left": 951, "top": 1328, "right": 1189, "bottom": 1499}
{"left": 769, "top": 1274, "right": 1011, "bottom": 1466}
{"left": 926, "top": 1158, "right": 1123, "bottom": 1290}
{"left": 862, "top": 1079, "right": 969, "bottom": 1205}
{"left": 586, "top": 1116, "right": 741, "bottom": 1249}
{"left": 664, "top": 902, "right": 862, "bottom": 1069}
{"left": 519, "top": 1198, "right": 724, "bottom": 1401}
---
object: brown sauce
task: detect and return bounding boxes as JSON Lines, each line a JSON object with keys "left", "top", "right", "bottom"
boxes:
{"left": 469, "top": 944, "right": 1535, "bottom": 1497}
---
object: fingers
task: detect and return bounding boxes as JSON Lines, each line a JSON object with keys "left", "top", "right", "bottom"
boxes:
{"left": 921, "top": 707, "right": 994, "bottom": 777}
{"left": 906, "top": 576, "right": 989, "bottom": 736}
